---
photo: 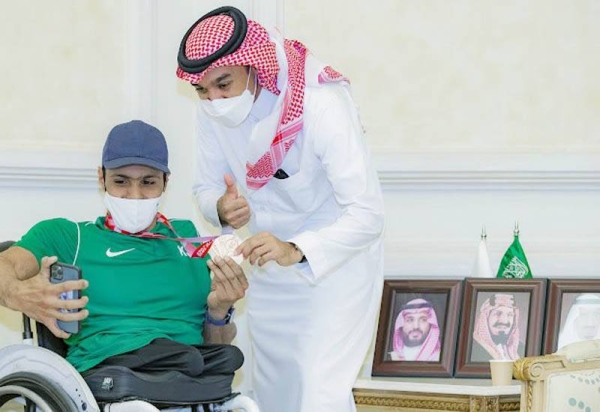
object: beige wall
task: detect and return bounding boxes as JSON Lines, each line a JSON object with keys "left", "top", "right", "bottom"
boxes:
{"left": 0, "top": 1, "right": 128, "bottom": 152}
{"left": 284, "top": 0, "right": 600, "bottom": 155}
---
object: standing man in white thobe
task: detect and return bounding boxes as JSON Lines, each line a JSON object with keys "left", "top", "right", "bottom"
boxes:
{"left": 176, "top": 6, "right": 384, "bottom": 412}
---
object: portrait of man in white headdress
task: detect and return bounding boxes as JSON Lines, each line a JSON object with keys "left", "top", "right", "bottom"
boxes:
{"left": 388, "top": 297, "right": 443, "bottom": 362}
{"left": 557, "top": 293, "right": 600, "bottom": 350}
{"left": 470, "top": 292, "right": 529, "bottom": 362}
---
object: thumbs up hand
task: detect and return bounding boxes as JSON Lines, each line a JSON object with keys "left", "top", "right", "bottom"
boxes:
{"left": 223, "top": 174, "right": 239, "bottom": 199}
{"left": 217, "top": 174, "right": 251, "bottom": 229}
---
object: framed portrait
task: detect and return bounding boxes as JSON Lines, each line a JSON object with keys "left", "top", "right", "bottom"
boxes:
{"left": 372, "top": 279, "right": 463, "bottom": 378}
{"left": 454, "top": 278, "right": 547, "bottom": 378}
{"left": 542, "top": 279, "right": 600, "bottom": 354}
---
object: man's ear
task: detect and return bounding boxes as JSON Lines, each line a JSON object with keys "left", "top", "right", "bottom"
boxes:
{"left": 97, "top": 166, "right": 105, "bottom": 190}
{"left": 163, "top": 173, "right": 170, "bottom": 192}
{"left": 250, "top": 67, "right": 261, "bottom": 99}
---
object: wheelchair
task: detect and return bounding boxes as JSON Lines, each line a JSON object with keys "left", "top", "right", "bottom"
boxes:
{"left": 0, "top": 241, "right": 259, "bottom": 412}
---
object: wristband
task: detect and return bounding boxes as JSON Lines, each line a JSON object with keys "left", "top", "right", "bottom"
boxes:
{"left": 206, "top": 306, "right": 235, "bottom": 326}
{"left": 291, "top": 243, "right": 307, "bottom": 263}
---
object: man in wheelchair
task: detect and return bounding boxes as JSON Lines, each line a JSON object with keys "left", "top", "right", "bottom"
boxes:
{"left": 0, "top": 120, "right": 253, "bottom": 411}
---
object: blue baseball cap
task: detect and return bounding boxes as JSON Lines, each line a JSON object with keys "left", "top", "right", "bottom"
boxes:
{"left": 102, "top": 120, "right": 170, "bottom": 173}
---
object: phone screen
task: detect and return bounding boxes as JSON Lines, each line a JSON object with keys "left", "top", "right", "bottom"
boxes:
{"left": 59, "top": 290, "right": 77, "bottom": 302}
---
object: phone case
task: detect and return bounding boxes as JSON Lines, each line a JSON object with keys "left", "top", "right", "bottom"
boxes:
{"left": 49, "top": 262, "right": 82, "bottom": 334}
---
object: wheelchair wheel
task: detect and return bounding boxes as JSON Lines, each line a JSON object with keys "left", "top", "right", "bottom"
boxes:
{"left": 0, "top": 372, "right": 78, "bottom": 412}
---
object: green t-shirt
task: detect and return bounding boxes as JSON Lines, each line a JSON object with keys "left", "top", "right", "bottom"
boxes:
{"left": 15, "top": 216, "right": 211, "bottom": 372}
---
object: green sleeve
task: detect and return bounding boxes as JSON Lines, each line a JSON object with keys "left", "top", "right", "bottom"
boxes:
{"left": 13, "top": 218, "right": 79, "bottom": 267}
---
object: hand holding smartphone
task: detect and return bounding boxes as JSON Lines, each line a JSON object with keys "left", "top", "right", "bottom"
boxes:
{"left": 49, "top": 262, "right": 82, "bottom": 334}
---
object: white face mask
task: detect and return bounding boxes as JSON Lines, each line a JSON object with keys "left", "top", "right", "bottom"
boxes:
{"left": 199, "top": 70, "right": 256, "bottom": 128}
{"left": 103, "top": 192, "right": 162, "bottom": 233}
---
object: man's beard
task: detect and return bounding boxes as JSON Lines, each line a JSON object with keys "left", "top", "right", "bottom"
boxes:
{"left": 402, "top": 329, "right": 429, "bottom": 347}
{"left": 491, "top": 329, "right": 510, "bottom": 345}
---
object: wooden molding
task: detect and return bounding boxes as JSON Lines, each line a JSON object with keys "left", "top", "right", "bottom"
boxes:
{"left": 353, "top": 388, "right": 520, "bottom": 411}
{"left": 0, "top": 150, "right": 97, "bottom": 189}
{"left": 373, "top": 152, "right": 600, "bottom": 190}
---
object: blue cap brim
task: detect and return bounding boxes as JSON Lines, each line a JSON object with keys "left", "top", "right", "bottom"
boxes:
{"left": 103, "top": 157, "right": 170, "bottom": 174}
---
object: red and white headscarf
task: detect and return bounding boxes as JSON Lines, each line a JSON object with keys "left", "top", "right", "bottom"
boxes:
{"left": 176, "top": 13, "right": 346, "bottom": 190}
{"left": 472, "top": 293, "right": 521, "bottom": 360}
{"left": 392, "top": 299, "right": 441, "bottom": 361}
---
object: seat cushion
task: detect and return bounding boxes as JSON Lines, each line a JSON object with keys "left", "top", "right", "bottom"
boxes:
{"left": 82, "top": 365, "right": 235, "bottom": 406}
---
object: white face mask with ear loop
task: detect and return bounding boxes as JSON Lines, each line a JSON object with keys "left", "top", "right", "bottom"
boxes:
{"left": 199, "top": 69, "right": 256, "bottom": 128}
{"left": 103, "top": 192, "right": 162, "bottom": 233}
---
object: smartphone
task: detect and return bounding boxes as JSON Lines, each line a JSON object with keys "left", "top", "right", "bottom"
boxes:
{"left": 49, "top": 262, "right": 82, "bottom": 334}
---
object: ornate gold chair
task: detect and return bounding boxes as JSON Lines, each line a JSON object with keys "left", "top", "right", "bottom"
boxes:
{"left": 514, "top": 339, "right": 600, "bottom": 412}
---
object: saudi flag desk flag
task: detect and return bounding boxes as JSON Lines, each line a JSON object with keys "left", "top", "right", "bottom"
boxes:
{"left": 497, "top": 223, "right": 532, "bottom": 279}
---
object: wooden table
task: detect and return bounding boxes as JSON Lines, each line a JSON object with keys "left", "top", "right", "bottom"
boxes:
{"left": 354, "top": 377, "right": 521, "bottom": 412}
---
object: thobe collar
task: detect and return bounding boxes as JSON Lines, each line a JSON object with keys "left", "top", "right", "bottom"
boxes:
{"left": 402, "top": 344, "right": 422, "bottom": 361}
{"left": 495, "top": 343, "right": 510, "bottom": 359}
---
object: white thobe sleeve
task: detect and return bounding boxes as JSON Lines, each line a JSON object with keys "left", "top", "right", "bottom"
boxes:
{"left": 289, "top": 86, "right": 385, "bottom": 281}
{"left": 192, "top": 108, "right": 232, "bottom": 229}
